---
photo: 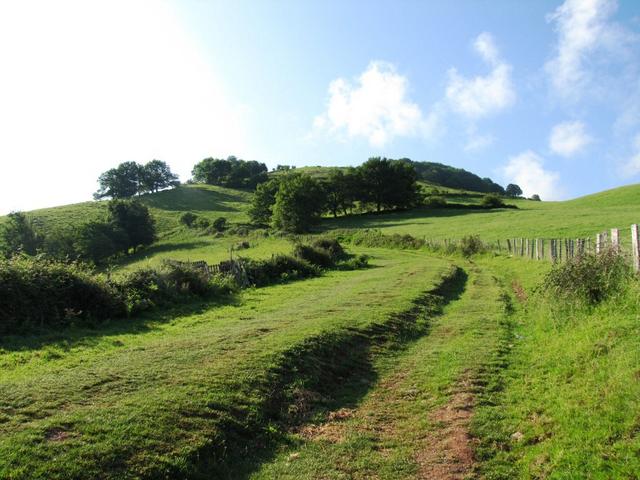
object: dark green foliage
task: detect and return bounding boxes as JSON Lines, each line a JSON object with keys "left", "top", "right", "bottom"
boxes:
{"left": 358, "top": 157, "right": 420, "bottom": 212}
{"left": 540, "top": 249, "right": 631, "bottom": 305}
{"left": 191, "top": 156, "right": 268, "bottom": 189}
{"left": 271, "top": 173, "right": 325, "bottom": 233}
{"left": 322, "top": 169, "right": 356, "bottom": 217}
{"left": 459, "top": 235, "right": 485, "bottom": 257}
{"left": 408, "top": 159, "right": 505, "bottom": 194}
{"left": 293, "top": 244, "right": 334, "bottom": 268}
{"left": 107, "top": 199, "right": 156, "bottom": 253}
{"left": 311, "top": 238, "right": 346, "bottom": 260}
{"left": 346, "top": 230, "right": 426, "bottom": 249}
{"left": 530, "top": 194, "right": 541, "bottom": 201}
{"left": 95, "top": 160, "right": 179, "bottom": 199}
{"left": 242, "top": 254, "right": 320, "bottom": 287}
{"left": 140, "top": 159, "right": 180, "bottom": 193}
{"left": 212, "top": 217, "right": 227, "bottom": 232}
{"left": 75, "top": 221, "right": 127, "bottom": 264}
{"left": 505, "top": 183, "right": 523, "bottom": 197}
{"left": 481, "top": 193, "right": 506, "bottom": 208}
{"left": 194, "top": 217, "right": 210, "bottom": 229}
{"left": 0, "top": 211, "right": 43, "bottom": 256}
{"left": 180, "top": 212, "right": 198, "bottom": 227}
{"left": 424, "top": 195, "right": 448, "bottom": 207}
{"left": 0, "top": 256, "right": 125, "bottom": 334}
{"left": 249, "top": 178, "right": 280, "bottom": 225}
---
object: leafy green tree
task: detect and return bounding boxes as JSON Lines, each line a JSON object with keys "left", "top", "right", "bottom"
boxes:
{"left": 531, "top": 194, "right": 541, "bottom": 201}
{"left": 248, "top": 178, "right": 280, "bottom": 225}
{"left": 94, "top": 161, "right": 143, "bottom": 199}
{"left": 358, "top": 158, "right": 419, "bottom": 212}
{"left": 212, "top": 217, "right": 227, "bottom": 232}
{"left": 191, "top": 156, "right": 267, "bottom": 188}
{"left": 0, "top": 211, "right": 43, "bottom": 256}
{"left": 481, "top": 193, "right": 505, "bottom": 208}
{"left": 75, "top": 221, "right": 126, "bottom": 264}
{"left": 179, "top": 212, "right": 198, "bottom": 228}
{"left": 271, "top": 173, "right": 325, "bottom": 233}
{"left": 506, "top": 183, "right": 523, "bottom": 197}
{"left": 141, "top": 160, "right": 179, "bottom": 193}
{"left": 107, "top": 199, "right": 155, "bottom": 253}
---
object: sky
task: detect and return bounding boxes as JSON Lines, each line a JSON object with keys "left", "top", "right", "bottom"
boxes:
{"left": 1, "top": 0, "right": 640, "bottom": 213}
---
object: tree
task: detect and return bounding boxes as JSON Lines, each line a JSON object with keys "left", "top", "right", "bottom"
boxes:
{"left": 191, "top": 156, "right": 268, "bottom": 189}
{"left": 141, "top": 160, "right": 179, "bottom": 193}
{"left": 107, "top": 199, "right": 155, "bottom": 253}
{"left": 505, "top": 183, "right": 523, "bottom": 197}
{"left": 0, "top": 211, "right": 43, "bottom": 256}
{"left": 531, "top": 194, "right": 541, "bottom": 201}
{"left": 271, "top": 173, "right": 325, "bottom": 233}
{"left": 358, "top": 158, "right": 419, "bottom": 212}
{"left": 248, "top": 178, "right": 280, "bottom": 225}
{"left": 481, "top": 193, "right": 505, "bottom": 208}
{"left": 75, "top": 221, "right": 126, "bottom": 264}
{"left": 94, "top": 161, "right": 143, "bottom": 199}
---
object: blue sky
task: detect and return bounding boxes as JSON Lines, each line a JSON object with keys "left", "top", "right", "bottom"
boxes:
{"left": 1, "top": 0, "right": 640, "bottom": 212}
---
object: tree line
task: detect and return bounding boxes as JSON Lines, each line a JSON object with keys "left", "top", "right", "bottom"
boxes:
{"left": 94, "top": 160, "right": 179, "bottom": 199}
{"left": 1, "top": 200, "right": 156, "bottom": 264}
{"left": 191, "top": 156, "right": 268, "bottom": 189}
{"left": 249, "top": 157, "right": 421, "bottom": 233}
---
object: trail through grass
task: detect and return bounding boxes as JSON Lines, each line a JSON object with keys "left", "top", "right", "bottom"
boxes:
{"left": 0, "top": 248, "right": 451, "bottom": 479}
{"left": 251, "top": 263, "right": 509, "bottom": 479}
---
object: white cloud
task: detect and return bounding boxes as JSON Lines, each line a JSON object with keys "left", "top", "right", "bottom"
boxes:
{"left": 464, "top": 128, "right": 494, "bottom": 152}
{"left": 502, "top": 151, "right": 563, "bottom": 200}
{"left": 314, "top": 61, "right": 435, "bottom": 147}
{"left": 620, "top": 134, "right": 640, "bottom": 177}
{"left": 549, "top": 121, "right": 593, "bottom": 156}
{"left": 0, "top": 0, "right": 250, "bottom": 213}
{"left": 545, "top": 0, "right": 624, "bottom": 98}
{"left": 446, "top": 32, "right": 515, "bottom": 118}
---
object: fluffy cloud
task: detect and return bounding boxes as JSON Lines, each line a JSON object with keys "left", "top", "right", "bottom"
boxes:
{"left": 464, "top": 129, "right": 494, "bottom": 152}
{"left": 620, "top": 134, "right": 640, "bottom": 177}
{"left": 446, "top": 32, "right": 515, "bottom": 118}
{"left": 549, "top": 121, "right": 593, "bottom": 156}
{"left": 502, "top": 151, "right": 563, "bottom": 200}
{"left": 313, "top": 61, "right": 435, "bottom": 147}
{"left": 545, "top": 0, "right": 623, "bottom": 98}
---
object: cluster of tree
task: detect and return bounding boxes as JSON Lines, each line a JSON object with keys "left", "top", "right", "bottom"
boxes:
{"left": 179, "top": 212, "right": 227, "bottom": 232}
{"left": 505, "top": 184, "right": 523, "bottom": 197}
{"left": 249, "top": 157, "right": 420, "bottom": 232}
{"left": 94, "top": 160, "right": 179, "bottom": 199}
{"left": 408, "top": 160, "right": 505, "bottom": 194}
{"left": 191, "top": 156, "right": 268, "bottom": 189}
{"left": 1, "top": 200, "right": 156, "bottom": 264}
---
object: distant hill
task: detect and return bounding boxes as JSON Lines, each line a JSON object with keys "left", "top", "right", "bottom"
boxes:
{"left": 406, "top": 160, "right": 505, "bottom": 194}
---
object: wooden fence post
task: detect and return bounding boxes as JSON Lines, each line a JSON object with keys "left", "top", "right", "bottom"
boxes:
{"left": 611, "top": 228, "right": 620, "bottom": 252}
{"left": 632, "top": 224, "right": 640, "bottom": 273}
{"left": 596, "top": 233, "right": 603, "bottom": 254}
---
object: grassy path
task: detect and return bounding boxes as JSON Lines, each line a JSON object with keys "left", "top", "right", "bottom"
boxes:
{"left": 0, "top": 249, "right": 452, "bottom": 479}
{"left": 251, "top": 263, "right": 509, "bottom": 479}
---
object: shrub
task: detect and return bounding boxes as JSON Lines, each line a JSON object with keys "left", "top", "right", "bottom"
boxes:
{"left": 195, "top": 217, "right": 211, "bottom": 229}
{"left": 481, "top": 194, "right": 505, "bottom": 208}
{"left": 0, "top": 256, "right": 125, "bottom": 334}
{"left": 311, "top": 238, "right": 346, "bottom": 260}
{"left": 180, "top": 212, "right": 198, "bottom": 227}
{"left": 338, "top": 254, "right": 370, "bottom": 270}
{"left": 242, "top": 255, "right": 319, "bottom": 287}
{"left": 540, "top": 249, "right": 632, "bottom": 306}
{"left": 293, "top": 244, "right": 334, "bottom": 268}
{"left": 236, "top": 241, "right": 250, "bottom": 250}
{"left": 425, "top": 195, "right": 447, "bottom": 207}
{"left": 348, "top": 230, "right": 425, "bottom": 250}
{"left": 212, "top": 217, "right": 227, "bottom": 232}
{"left": 459, "top": 235, "right": 485, "bottom": 257}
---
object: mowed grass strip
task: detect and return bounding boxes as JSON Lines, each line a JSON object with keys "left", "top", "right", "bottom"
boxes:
{"left": 0, "top": 249, "right": 450, "bottom": 479}
{"left": 251, "top": 264, "right": 509, "bottom": 479}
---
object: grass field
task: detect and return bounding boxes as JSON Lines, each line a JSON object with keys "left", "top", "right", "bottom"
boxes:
{"left": 0, "top": 248, "right": 453, "bottom": 479}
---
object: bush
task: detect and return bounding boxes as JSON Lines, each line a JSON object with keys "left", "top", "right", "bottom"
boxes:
{"left": 347, "top": 230, "right": 425, "bottom": 250}
{"left": 540, "top": 249, "right": 632, "bottom": 306}
{"left": 424, "top": 195, "right": 447, "bottom": 207}
{"left": 212, "top": 217, "right": 227, "bottom": 232}
{"left": 338, "top": 254, "right": 370, "bottom": 270}
{"left": 0, "top": 256, "right": 125, "bottom": 334}
{"left": 242, "top": 255, "right": 319, "bottom": 287}
{"left": 311, "top": 238, "right": 346, "bottom": 260}
{"left": 481, "top": 194, "right": 505, "bottom": 208}
{"left": 180, "top": 212, "right": 198, "bottom": 228}
{"left": 195, "top": 217, "right": 211, "bottom": 229}
{"left": 293, "top": 244, "right": 334, "bottom": 268}
{"left": 459, "top": 235, "right": 485, "bottom": 257}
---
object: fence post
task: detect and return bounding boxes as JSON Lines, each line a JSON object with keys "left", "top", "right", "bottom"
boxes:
{"left": 632, "top": 224, "right": 640, "bottom": 273}
{"left": 611, "top": 228, "right": 620, "bottom": 252}
{"left": 596, "top": 233, "right": 603, "bottom": 254}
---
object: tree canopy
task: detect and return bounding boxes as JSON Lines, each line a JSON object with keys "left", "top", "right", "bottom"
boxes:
{"left": 506, "top": 183, "right": 523, "bottom": 197}
{"left": 271, "top": 173, "right": 325, "bottom": 233}
{"left": 94, "top": 160, "right": 179, "bottom": 199}
{"left": 191, "top": 156, "right": 268, "bottom": 189}
{"left": 407, "top": 160, "right": 505, "bottom": 194}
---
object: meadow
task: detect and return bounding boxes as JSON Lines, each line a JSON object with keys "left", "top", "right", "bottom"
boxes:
{"left": 1, "top": 181, "right": 639, "bottom": 478}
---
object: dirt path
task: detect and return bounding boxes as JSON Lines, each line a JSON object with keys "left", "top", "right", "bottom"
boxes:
{"left": 251, "top": 264, "right": 509, "bottom": 479}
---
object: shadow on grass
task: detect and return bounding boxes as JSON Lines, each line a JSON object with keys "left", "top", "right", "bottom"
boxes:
{"left": 172, "top": 266, "right": 468, "bottom": 479}
{"left": 140, "top": 186, "right": 249, "bottom": 213}
{"left": 0, "top": 294, "right": 241, "bottom": 354}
